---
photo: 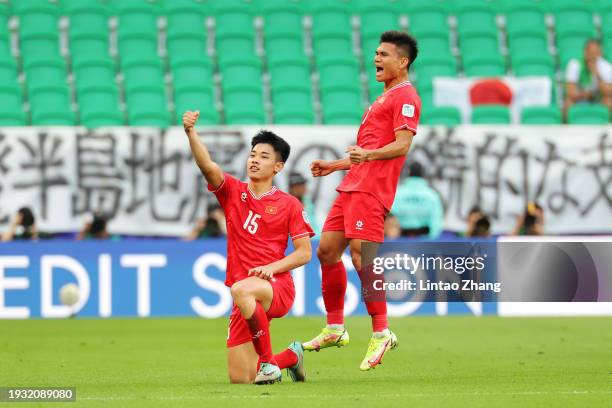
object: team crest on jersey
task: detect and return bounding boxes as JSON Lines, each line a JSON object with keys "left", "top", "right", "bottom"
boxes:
{"left": 302, "top": 210, "right": 310, "bottom": 224}
{"left": 402, "top": 104, "right": 415, "bottom": 118}
{"left": 241, "top": 192, "right": 247, "bottom": 202}
{"left": 265, "top": 206, "right": 278, "bottom": 215}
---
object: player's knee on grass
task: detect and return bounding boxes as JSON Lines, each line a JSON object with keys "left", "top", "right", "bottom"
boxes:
{"left": 228, "top": 368, "right": 254, "bottom": 384}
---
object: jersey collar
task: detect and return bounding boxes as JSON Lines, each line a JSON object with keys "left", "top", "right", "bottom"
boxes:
{"left": 248, "top": 185, "right": 278, "bottom": 200}
{"left": 385, "top": 80, "right": 412, "bottom": 94}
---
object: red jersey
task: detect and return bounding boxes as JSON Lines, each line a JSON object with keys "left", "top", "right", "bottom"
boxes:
{"left": 208, "top": 173, "right": 315, "bottom": 287}
{"left": 337, "top": 81, "right": 421, "bottom": 210}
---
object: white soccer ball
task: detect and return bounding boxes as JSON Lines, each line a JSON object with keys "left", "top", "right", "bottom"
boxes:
{"left": 59, "top": 283, "right": 80, "bottom": 307}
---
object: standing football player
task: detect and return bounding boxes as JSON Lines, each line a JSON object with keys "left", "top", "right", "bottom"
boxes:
{"left": 304, "top": 31, "right": 421, "bottom": 371}
{"left": 183, "top": 111, "right": 314, "bottom": 384}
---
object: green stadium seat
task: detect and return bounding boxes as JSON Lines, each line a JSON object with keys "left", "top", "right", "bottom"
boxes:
{"left": 164, "top": 0, "right": 206, "bottom": 37}
{"left": 69, "top": 32, "right": 110, "bottom": 62}
{"left": 272, "top": 84, "right": 315, "bottom": 124}
{"left": 0, "top": 58, "right": 17, "bottom": 85}
{"left": 66, "top": 3, "right": 109, "bottom": 36}
{"left": 520, "top": 106, "right": 561, "bottom": 124}
{"left": 310, "top": 2, "right": 351, "bottom": 37}
{"left": 413, "top": 32, "right": 452, "bottom": 59}
{"left": 413, "top": 54, "right": 457, "bottom": 90}
{"left": 118, "top": 32, "right": 158, "bottom": 60}
{"left": 320, "top": 84, "right": 363, "bottom": 124}
{"left": 471, "top": 105, "right": 511, "bottom": 124}
{"left": 0, "top": 33, "right": 9, "bottom": 57}
{"left": 125, "top": 84, "right": 171, "bottom": 127}
{"left": 213, "top": 3, "right": 254, "bottom": 37}
{"left": 507, "top": 28, "right": 548, "bottom": 59}
{"left": 358, "top": 2, "right": 400, "bottom": 39}
{"left": 73, "top": 57, "right": 116, "bottom": 89}
{"left": 268, "top": 56, "right": 310, "bottom": 88}
{"left": 16, "top": 3, "right": 59, "bottom": 36}
{"left": 260, "top": 1, "right": 303, "bottom": 37}
{"left": 121, "top": 57, "right": 165, "bottom": 88}
{"left": 511, "top": 54, "right": 555, "bottom": 77}
{"left": 170, "top": 55, "right": 214, "bottom": 90}
{"left": 24, "top": 57, "right": 67, "bottom": 89}
{"left": 463, "top": 54, "right": 506, "bottom": 77}
{"left": 362, "top": 33, "right": 382, "bottom": 63}
{"left": 20, "top": 32, "right": 60, "bottom": 62}
{"left": 557, "top": 28, "right": 595, "bottom": 68}
{"left": 368, "top": 81, "right": 384, "bottom": 102}
{"left": 317, "top": 55, "right": 360, "bottom": 89}
{"left": 421, "top": 105, "right": 461, "bottom": 126}
{"left": 504, "top": 1, "right": 545, "bottom": 37}
{"left": 215, "top": 31, "right": 255, "bottom": 55}
{"left": 406, "top": 3, "right": 449, "bottom": 38}
{"left": 219, "top": 55, "right": 262, "bottom": 88}
{"left": 459, "top": 31, "right": 499, "bottom": 57}
{"left": 0, "top": 84, "right": 27, "bottom": 126}
{"left": 417, "top": 86, "right": 433, "bottom": 107}
{"left": 223, "top": 84, "right": 266, "bottom": 124}
{"left": 116, "top": 2, "right": 158, "bottom": 37}
{"left": 29, "top": 84, "right": 76, "bottom": 125}
{"left": 554, "top": 1, "right": 595, "bottom": 37}
{"left": 455, "top": 2, "right": 497, "bottom": 39}
{"left": 312, "top": 32, "right": 353, "bottom": 59}
{"left": 605, "top": 39, "right": 612, "bottom": 62}
{"left": 174, "top": 84, "right": 218, "bottom": 125}
{"left": 264, "top": 31, "right": 305, "bottom": 58}
{"left": 77, "top": 84, "right": 123, "bottom": 128}
{"left": 567, "top": 104, "right": 610, "bottom": 124}
{"left": 601, "top": 2, "right": 612, "bottom": 39}
{"left": 166, "top": 31, "right": 207, "bottom": 62}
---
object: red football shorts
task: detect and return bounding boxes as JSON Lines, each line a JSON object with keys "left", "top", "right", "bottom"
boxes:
{"left": 322, "top": 191, "right": 388, "bottom": 243}
{"left": 226, "top": 272, "right": 295, "bottom": 348}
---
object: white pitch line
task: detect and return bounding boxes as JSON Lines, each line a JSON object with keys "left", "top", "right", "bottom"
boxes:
{"left": 79, "top": 390, "right": 612, "bottom": 401}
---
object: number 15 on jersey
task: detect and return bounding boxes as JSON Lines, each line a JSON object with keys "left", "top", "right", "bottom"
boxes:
{"left": 243, "top": 210, "right": 261, "bottom": 234}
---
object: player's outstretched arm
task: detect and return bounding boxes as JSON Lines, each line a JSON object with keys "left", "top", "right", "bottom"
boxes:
{"left": 183, "top": 110, "right": 224, "bottom": 189}
{"left": 248, "top": 236, "right": 312, "bottom": 280}
{"left": 310, "top": 157, "right": 352, "bottom": 177}
{"left": 347, "top": 130, "right": 414, "bottom": 164}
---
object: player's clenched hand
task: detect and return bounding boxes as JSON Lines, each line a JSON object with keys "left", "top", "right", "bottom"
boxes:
{"left": 248, "top": 265, "right": 275, "bottom": 281}
{"left": 346, "top": 145, "right": 371, "bottom": 164}
{"left": 182, "top": 110, "right": 200, "bottom": 132}
{"left": 310, "top": 160, "right": 333, "bottom": 177}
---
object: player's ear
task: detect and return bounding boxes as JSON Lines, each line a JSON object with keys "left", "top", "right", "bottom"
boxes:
{"left": 274, "top": 161, "right": 285, "bottom": 174}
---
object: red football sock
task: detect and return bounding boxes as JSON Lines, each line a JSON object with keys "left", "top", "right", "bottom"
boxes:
{"left": 274, "top": 348, "right": 298, "bottom": 369}
{"left": 366, "top": 301, "right": 388, "bottom": 332}
{"left": 322, "top": 261, "right": 347, "bottom": 325}
{"left": 246, "top": 303, "right": 276, "bottom": 365}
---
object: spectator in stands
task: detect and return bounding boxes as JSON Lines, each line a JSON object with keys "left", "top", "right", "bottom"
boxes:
{"left": 384, "top": 213, "right": 401, "bottom": 239}
{"left": 1, "top": 207, "right": 38, "bottom": 241}
{"left": 77, "top": 211, "right": 115, "bottom": 240}
{"left": 288, "top": 171, "right": 321, "bottom": 236}
{"left": 470, "top": 214, "right": 491, "bottom": 238}
{"left": 564, "top": 39, "right": 612, "bottom": 115}
{"left": 391, "top": 161, "right": 443, "bottom": 239}
{"left": 184, "top": 203, "right": 227, "bottom": 240}
{"left": 464, "top": 206, "right": 485, "bottom": 237}
{"left": 511, "top": 202, "right": 544, "bottom": 236}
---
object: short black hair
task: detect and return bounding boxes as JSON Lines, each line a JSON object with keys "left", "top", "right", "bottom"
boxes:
{"left": 251, "top": 130, "right": 290, "bottom": 162}
{"left": 380, "top": 30, "right": 418, "bottom": 69}
{"left": 408, "top": 161, "right": 424, "bottom": 178}
{"left": 18, "top": 207, "right": 34, "bottom": 227}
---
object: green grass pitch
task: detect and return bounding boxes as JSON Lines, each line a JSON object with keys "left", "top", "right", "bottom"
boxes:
{"left": 2, "top": 316, "right": 611, "bottom": 407}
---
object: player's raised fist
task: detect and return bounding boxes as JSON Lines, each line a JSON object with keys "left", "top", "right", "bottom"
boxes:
{"left": 310, "top": 159, "right": 333, "bottom": 177}
{"left": 182, "top": 110, "right": 200, "bottom": 131}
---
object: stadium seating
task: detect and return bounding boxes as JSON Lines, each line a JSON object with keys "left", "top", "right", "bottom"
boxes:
{"left": 0, "top": 84, "right": 27, "bottom": 126}
{"left": 471, "top": 105, "right": 511, "bottom": 124}
{"left": 0, "top": 0, "right": 609, "bottom": 126}
{"left": 77, "top": 84, "right": 124, "bottom": 128}
{"left": 421, "top": 105, "right": 462, "bottom": 126}
{"left": 28, "top": 84, "right": 75, "bottom": 125}
{"left": 520, "top": 106, "right": 562, "bottom": 124}
{"left": 567, "top": 104, "right": 610, "bottom": 124}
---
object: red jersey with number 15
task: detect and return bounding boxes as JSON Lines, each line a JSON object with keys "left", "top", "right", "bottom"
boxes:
{"left": 337, "top": 81, "right": 421, "bottom": 210}
{"left": 208, "top": 174, "right": 315, "bottom": 287}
